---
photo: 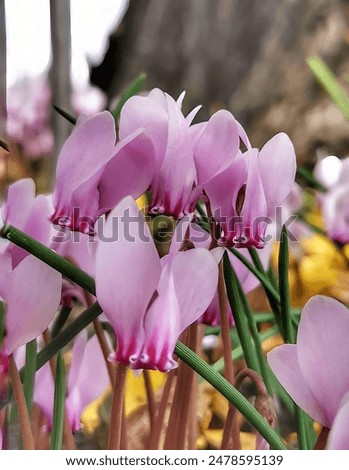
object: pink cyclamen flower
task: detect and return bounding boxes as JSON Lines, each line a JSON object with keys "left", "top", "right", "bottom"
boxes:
{"left": 51, "top": 111, "right": 155, "bottom": 234}
{"left": 189, "top": 222, "right": 272, "bottom": 326}
{"left": 6, "top": 76, "right": 53, "bottom": 158}
{"left": 0, "top": 253, "right": 62, "bottom": 374}
{"left": 200, "top": 130, "right": 296, "bottom": 248}
{"left": 314, "top": 155, "right": 349, "bottom": 244}
{"left": 95, "top": 196, "right": 219, "bottom": 372}
{"left": 33, "top": 331, "right": 110, "bottom": 432}
{"left": 268, "top": 295, "right": 349, "bottom": 429}
{"left": 0, "top": 178, "right": 54, "bottom": 267}
{"left": 119, "top": 89, "right": 203, "bottom": 219}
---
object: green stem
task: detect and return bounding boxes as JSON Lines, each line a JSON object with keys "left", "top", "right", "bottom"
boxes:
{"left": 175, "top": 342, "right": 286, "bottom": 450}
{"left": 223, "top": 252, "right": 259, "bottom": 372}
{"left": 2, "top": 224, "right": 283, "bottom": 448}
{"left": 23, "top": 339, "right": 37, "bottom": 414}
{"left": 51, "top": 306, "right": 73, "bottom": 338}
{"left": 1, "top": 225, "right": 95, "bottom": 295}
{"left": 51, "top": 352, "right": 66, "bottom": 450}
{"left": 112, "top": 73, "right": 146, "bottom": 121}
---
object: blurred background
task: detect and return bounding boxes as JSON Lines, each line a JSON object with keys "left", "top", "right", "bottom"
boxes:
{"left": 2, "top": 0, "right": 349, "bottom": 174}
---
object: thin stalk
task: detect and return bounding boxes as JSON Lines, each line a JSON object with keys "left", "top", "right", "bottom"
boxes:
{"left": 163, "top": 325, "right": 198, "bottom": 449}
{"left": 1, "top": 225, "right": 96, "bottom": 295}
{"left": 1, "top": 225, "right": 284, "bottom": 448}
{"left": 223, "top": 252, "right": 259, "bottom": 371}
{"left": 174, "top": 342, "right": 286, "bottom": 450}
{"left": 217, "top": 261, "right": 240, "bottom": 450}
{"left": 51, "top": 306, "right": 73, "bottom": 338}
{"left": 148, "top": 371, "right": 175, "bottom": 449}
{"left": 93, "top": 319, "right": 115, "bottom": 385}
{"left": 112, "top": 73, "right": 146, "bottom": 122}
{"left": 143, "top": 370, "right": 156, "bottom": 431}
{"left": 108, "top": 363, "right": 127, "bottom": 450}
{"left": 278, "top": 226, "right": 310, "bottom": 449}
{"left": 51, "top": 352, "right": 66, "bottom": 450}
{"left": 23, "top": 339, "right": 37, "bottom": 413}
{"left": 8, "top": 355, "right": 35, "bottom": 449}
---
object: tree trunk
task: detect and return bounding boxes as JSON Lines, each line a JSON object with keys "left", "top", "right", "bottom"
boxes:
{"left": 49, "top": 0, "right": 72, "bottom": 186}
{"left": 109, "top": 0, "right": 349, "bottom": 163}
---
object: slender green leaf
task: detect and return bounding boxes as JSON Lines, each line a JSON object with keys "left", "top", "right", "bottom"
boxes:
{"left": 23, "top": 339, "right": 37, "bottom": 414}
{"left": 0, "top": 139, "right": 9, "bottom": 152}
{"left": 53, "top": 105, "right": 77, "bottom": 125}
{"left": 51, "top": 352, "right": 66, "bottom": 450}
{"left": 278, "top": 226, "right": 294, "bottom": 343}
{"left": 296, "top": 167, "right": 326, "bottom": 192}
{"left": 175, "top": 341, "right": 287, "bottom": 450}
{"left": 308, "top": 55, "right": 349, "bottom": 120}
{"left": 1, "top": 225, "right": 95, "bottom": 295}
{"left": 51, "top": 306, "right": 73, "bottom": 338}
{"left": 223, "top": 252, "right": 259, "bottom": 371}
{"left": 112, "top": 73, "right": 146, "bottom": 121}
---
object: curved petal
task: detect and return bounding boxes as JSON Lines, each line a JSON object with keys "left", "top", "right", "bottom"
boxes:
{"left": 10, "top": 195, "right": 54, "bottom": 267}
{"left": 98, "top": 132, "right": 155, "bottom": 214}
{"left": 136, "top": 272, "right": 181, "bottom": 372}
{"left": 314, "top": 155, "right": 342, "bottom": 189}
{"left": 95, "top": 197, "right": 161, "bottom": 364}
{"left": 52, "top": 111, "right": 117, "bottom": 230}
{"left": 170, "top": 248, "right": 219, "bottom": 328}
{"left": 257, "top": 133, "right": 297, "bottom": 215}
{"left": 3, "top": 256, "right": 62, "bottom": 355}
{"left": 119, "top": 94, "right": 168, "bottom": 170}
{"left": 267, "top": 344, "right": 327, "bottom": 425}
{"left": 54, "top": 111, "right": 116, "bottom": 197}
{"left": 151, "top": 94, "right": 196, "bottom": 219}
{"left": 1, "top": 178, "right": 35, "bottom": 229}
{"left": 66, "top": 334, "right": 110, "bottom": 431}
{"left": 194, "top": 110, "right": 240, "bottom": 186}
{"left": 204, "top": 154, "right": 247, "bottom": 243}
{"left": 297, "top": 295, "right": 349, "bottom": 425}
{"left": 237, "top": 149, "right": 268, "bottom": 247}
{"left": 33, "top": 362, "right": 54, "bottom": 426}
{"left": 327, "top": 393, "right": 349, "bottom": 450}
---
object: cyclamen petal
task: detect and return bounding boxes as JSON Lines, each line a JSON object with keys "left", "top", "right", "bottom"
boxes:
{"left": 95, "top": 197, "right": 219, "bottom": 372}
{"left": 268, "top": 295, "right": 349, "bottom": 428}
{"left": 95, "top": 197, "right": 161, "bottom": 365}
{"left": 119, "top": 88, "right": 199, "bottom": 219}
{"left": 0, "top": 255, "right": 62, "bottom": 356}
{"left": 52, "top": 111, "right": 156, "bottom": 233}
{"left": 327, "top": 393, "right": 349, "bottom": 450}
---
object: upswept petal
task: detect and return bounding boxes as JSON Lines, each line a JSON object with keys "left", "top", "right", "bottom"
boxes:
{"left": 119, "top": 94, "right": 168, "bottom": 169}
{"left": 53, "top": 111, "right": 116, "bottom": 200}
{"left": 98, "top": 132, "right": 155, "bottom": 215}
{"left": 136, "top": 272, "right": 181, "bottom": 372}
{"left": 257, "top": 133, "right": 297, "bottom": 215}
{"left": 194, "top": 110, "right": 240, "bottom": 186}
{"left": 297, "top": 295, "right": 349, "bottom": 425}
{"left": 327, "top": 393, "right": 349, "bottom": 450}
{"left": 66, "top": 334, "right": 110, "bottom": 431}
{"left": 95, "top": 197, "right": 161, "bottom": 364}
{"left": 235, "top": 149, "right": 268, "bottom": 247}
{"left": 1, "top": 178, "right": 35, "bottom": 229}
{"left": 170, "top": 248, "right": 219, "bottom": 327}
{"left": 3, "top": 256, "right": 62, "bottom": 355}
{"left": 151, "top": 94, "right": 196, "bottom": 219}
{"left": 267, "top": 344, "right": 327, "bottom": 426}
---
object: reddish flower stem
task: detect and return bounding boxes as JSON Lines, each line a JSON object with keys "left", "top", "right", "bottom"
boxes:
{"left": 108, "top": 362, "right": 127, "bottom": 450}
{"left": 8, "top": 354, "right": 35, "bottom": 449}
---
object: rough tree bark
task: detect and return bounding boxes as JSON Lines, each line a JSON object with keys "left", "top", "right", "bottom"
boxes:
{"left": 107, "top": 0, "right": 349, "bottom": 163}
